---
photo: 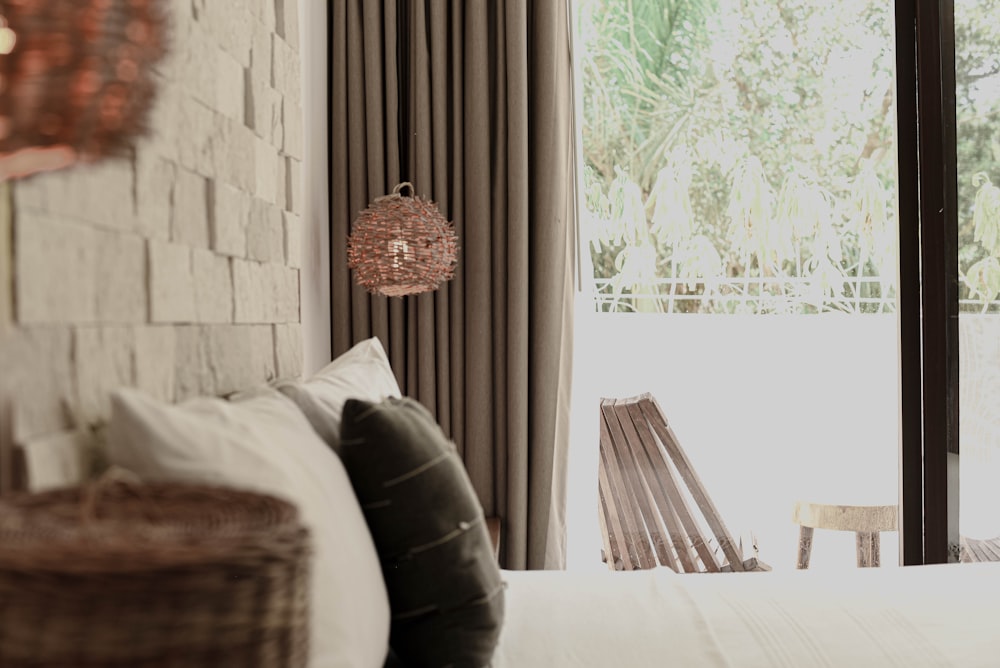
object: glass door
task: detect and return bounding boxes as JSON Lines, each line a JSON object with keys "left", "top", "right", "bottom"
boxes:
{"left": 568, "top": 0, "right": 903, "bottom": 572}
{"left": 955, "top": 0, "right": 1000, "bottom": 563}
{"left": 569, "top": 0, "right": 996, "bottom": 571}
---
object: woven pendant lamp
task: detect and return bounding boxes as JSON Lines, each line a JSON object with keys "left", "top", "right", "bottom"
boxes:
{"left": 347, "top": 182, "right": 459, "bottom": 297}
{"left": 0, "top": 0, "right": 168, "bottom": 181}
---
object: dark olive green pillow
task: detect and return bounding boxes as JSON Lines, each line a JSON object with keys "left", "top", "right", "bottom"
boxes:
{"left": 340, "top": 397, "right": 504, "bottom": 668}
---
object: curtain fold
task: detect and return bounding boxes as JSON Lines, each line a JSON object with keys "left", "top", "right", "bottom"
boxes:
{"left": 329, "top": 0, "right": 574, "bottom": 570}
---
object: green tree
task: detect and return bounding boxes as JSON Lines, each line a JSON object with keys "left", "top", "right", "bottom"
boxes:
{"left": 580, "top": 0, "right": 900, "bottom": 313}
{"left": 956, "top": 0, "right": 1000, "bottom": 311}
{"left": 581, "top": 0, "right": 1000, "bottom": 314}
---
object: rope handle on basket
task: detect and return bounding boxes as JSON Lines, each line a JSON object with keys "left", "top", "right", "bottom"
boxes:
{"left": 79, "top": 467, "right": 144, "bottom": 525}
{"left": 372, "top": 182, "right": 415, "bottom": 204}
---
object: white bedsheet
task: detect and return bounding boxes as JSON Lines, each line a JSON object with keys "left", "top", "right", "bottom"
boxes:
{"left": 494, "top": 563, "right": 1000, "bottom": 667}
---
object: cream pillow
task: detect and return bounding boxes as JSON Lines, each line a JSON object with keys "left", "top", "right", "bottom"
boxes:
{"left": 276, "top": 337, "right": 401, "bottom": 453}
{"left": 106, "top": 386, "right": 390, "bottom": 668}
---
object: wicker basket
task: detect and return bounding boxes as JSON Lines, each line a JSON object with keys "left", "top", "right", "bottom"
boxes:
{"left": 0, "top": 478, "right": 311, "bottom": 668}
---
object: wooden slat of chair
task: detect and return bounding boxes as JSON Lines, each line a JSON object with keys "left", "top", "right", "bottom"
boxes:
{"left": 607, "top": 399, "right": 678, "bottom": 570}
{"left": 597, "top": 486, "right": 618, "bottom": 569}
{"left": 622, "top": 397, "right": 723, "bottom": 573}
{"left": 598, "top": 461, "right": 627, "bottom": 570}
{"left": 981, "top": 538, "right": 1000, "bottom": 561}
{"left": 599, "top": 397, "right": 680, "bottom": 572}
{"left": 966, "top": 536, "right": 1000, "bottom": 562}
{"left": 638, "top": 394, "right": 746, "bottom": 571}
{"left": 960, "top": 536, "right": 978, "bottom": 563}
{"left": 613, "top": 398, "right": 685, "bottom": 572}
{"left": 599, "top": 412, "right": 644, "bottom": 569}
{"left": 601, "top": 401, "right": 658, "bottom": 569}
{"left": 615, "top": 398, "right": 700, "bottom": 572}
{"left": 963, "top": 537, "right": 990, "bottom": 563}
{"left": 662, "top": 485, "right": 703, "bottom": 571}
{"left": 598, "top": 440, "right": 635, "bottom": 570}
{"left": 967, "top": 539, "right": 988, "bottom": 563}
{"left": 608, "top": 419, "right": 656, "bottom": 570}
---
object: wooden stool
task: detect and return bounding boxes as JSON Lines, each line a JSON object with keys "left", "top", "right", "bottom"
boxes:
{"left": 792, "top": 501, "right": 898, "bottom": 568}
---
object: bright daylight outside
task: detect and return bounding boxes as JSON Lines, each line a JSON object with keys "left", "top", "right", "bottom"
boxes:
{"left": 566, "top": 0, "right": 1000, "bottom": 572}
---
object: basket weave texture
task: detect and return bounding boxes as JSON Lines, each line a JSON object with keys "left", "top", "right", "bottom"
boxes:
{"left": 0, "top": 0, "right": 168, "bottom": 158}
{"left": 0, "top": 480, "right": 311, "bottom": 668}
{"left": 346, "top": 182, "right": 459, "bottom": 297}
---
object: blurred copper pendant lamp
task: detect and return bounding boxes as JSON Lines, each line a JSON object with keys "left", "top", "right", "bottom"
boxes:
{"left": 0, "top": 0, "right": 167, "bottom": 181}
{"left": 347, "top": 182, "right": 459, "bottom": 297}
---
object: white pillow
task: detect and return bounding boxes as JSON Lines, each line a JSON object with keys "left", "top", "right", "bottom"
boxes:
{"left": 106, "top": 386, "right": 390, "bottom": 668}
{"left": 276, "top": 337, "right": 401, "bottom": 452}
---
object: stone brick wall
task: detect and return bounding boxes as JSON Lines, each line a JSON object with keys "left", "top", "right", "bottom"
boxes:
{"left": 0, "top": 0, "right": 305, "bottom": 487}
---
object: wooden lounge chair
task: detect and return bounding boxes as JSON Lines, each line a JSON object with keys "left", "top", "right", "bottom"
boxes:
{"left": 598, "top": 393, "right": 769, "bottom": 573}
{"left": 961, "top": 535, "right": 1000, "bottom": 562}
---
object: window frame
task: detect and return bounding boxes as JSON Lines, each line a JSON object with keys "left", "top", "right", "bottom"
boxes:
{"left": 896, "top": 0, "right": 961, "bottom": 565}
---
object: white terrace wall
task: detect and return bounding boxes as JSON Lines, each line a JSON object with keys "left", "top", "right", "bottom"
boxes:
{"left": 0, "top": 0, "right": 305, "bottom": 488}
{"left": 566, "top": 310, "right": 1000, "bottom": 571}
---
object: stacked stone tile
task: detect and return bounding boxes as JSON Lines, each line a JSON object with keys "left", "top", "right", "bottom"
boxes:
{"left": 0, "top": 0, "right": 304, "bottom": 482}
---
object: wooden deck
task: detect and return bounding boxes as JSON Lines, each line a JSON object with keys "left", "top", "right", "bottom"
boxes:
{"left": 960, "top": 536, "right": 1000, "bottom": 563}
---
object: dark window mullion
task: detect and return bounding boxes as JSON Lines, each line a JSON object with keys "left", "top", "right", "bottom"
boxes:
{"left": 895, "top": 0, "right": 924, "bottom": 566}
{"left": 913, "top": 0, "right": 961, "bottom": 564}
{"left": 896, "top": 0, "right": 960, "bottom": 565}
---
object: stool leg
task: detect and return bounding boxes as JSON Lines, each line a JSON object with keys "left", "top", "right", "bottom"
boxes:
{"left": 856, "top": 532, "right": 880, "bottom": 567}
{"left": 797, "top": 526, "right": 814, "bottom": 569}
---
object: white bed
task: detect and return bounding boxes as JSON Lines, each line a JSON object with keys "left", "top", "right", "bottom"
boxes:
{"left": 495, "top": 563, "right": 1000, "bottom": 667}
{"left": 95, "top": 340, "right": 1000, "bottom": 668}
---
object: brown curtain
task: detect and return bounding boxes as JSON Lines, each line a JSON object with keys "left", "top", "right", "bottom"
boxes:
{"left": 329, "top": 0, "right": 575, "bottom": 570}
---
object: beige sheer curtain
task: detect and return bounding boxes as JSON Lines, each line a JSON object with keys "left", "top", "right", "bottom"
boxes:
{"left": 329, "top": 1, "right": 575, "bottom": 570}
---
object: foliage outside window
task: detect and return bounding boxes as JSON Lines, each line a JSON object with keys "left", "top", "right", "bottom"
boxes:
{"left": 579, "top": 0, "right": 1000, "bottom": 314}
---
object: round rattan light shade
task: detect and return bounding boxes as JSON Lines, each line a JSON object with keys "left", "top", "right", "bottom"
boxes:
{"left": 347, "top": 182, "right": 458, "bottom": 297}
{"left": 0, "top": 0, "right": 167, "bottom": 180}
